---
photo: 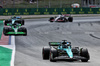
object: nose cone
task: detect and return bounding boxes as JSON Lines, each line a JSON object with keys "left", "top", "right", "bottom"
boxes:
{"left": 64, "top": 48, "right": 73, "bottom": 58}
{"left": 68, "top": 52, "right": 73, "bottom": 58}
{"left": 12, "top": 20, "right": 15, "bottom": 24}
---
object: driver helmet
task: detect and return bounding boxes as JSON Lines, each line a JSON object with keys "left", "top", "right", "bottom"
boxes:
{"left": 62, "top": 41, "right": 66, "bottom": 44}
{"left": 58, "top": 15, "right": 61, "bottom": 17}
{"left": 62, "top": 40, "right": 67, "bottom": 44}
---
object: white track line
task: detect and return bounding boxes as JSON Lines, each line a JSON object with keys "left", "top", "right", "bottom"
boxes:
{"left": 10, "top": 36, "right": 15, "bottom": 66}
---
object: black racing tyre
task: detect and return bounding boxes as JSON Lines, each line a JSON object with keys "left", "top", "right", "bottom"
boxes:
{"left": 42, "top": 46, "right": 50, "bottom": 60}
{"left": 18, "top": 27, "right": 27, "bottom": 36}
{"left": 18, "top": 27, "right": 22, "bottom": 32}
{"left": 3, "top": 27, "right": 9, "bottom": 35}
{"left": 4, "top": 20, "right": 12, "bottom": 25}
{"left": 23, "top": 28, "right": 27, "bottom": 36}
{"left": 49, "top": 48, "right": 58, "bottom": 62}
{"left": 3, "top": 27, "right": 14, "bottom": 35}
{"left": 22, "top": 27, "right": 27, "bottom": 36}
{"left": 49, "top": 17, "right": 54, "bottom": 22}
{"left": 80, "top": 48, "right": 90, "bottom": 62}
{"left": 68, "top": 17, "right": 73, "bottom": 22}
{"left": 21, "top": 19, "right": 24, "bottom": 25}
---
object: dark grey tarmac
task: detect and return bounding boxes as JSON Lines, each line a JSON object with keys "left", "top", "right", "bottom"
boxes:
{"left": 15, "top": 17, "right": 100, "bottom": 66}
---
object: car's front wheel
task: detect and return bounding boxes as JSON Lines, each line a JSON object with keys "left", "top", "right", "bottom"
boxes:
{"left": 80, "top": 48, "right": 90, "bottom": 62}
{"left": 3, "top": 27, "right": 8, "bottom": 35}
{"left": 18, "top": 27, "right": 27, "bottom": 36}
{"left": 42, "top": 46, "right": 50, "bottom": 60}
{"left": 3, "top": 27, "right": 14, "bottom": 36}
{"left": 49, "top": 49, "right": 58, "bottom": 62}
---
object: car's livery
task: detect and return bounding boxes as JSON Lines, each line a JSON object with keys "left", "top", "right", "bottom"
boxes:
{"left": 3, "top": 23, "right": 27, "bottom": 36}
{"left": 42, "top": 40, "right": 90, "bottom": 62}
{"left": 4, "top": 16, "right": 24, "bottom": 26}
{"left": 49, "top": 14, "right": 73, "bottom": 22}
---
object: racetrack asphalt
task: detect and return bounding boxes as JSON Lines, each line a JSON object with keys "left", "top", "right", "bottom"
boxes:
{"left": 15, "top": 16, "right": 100, "bottom": 66}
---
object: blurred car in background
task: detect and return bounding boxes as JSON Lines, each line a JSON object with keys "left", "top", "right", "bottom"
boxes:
{"left": 71, "top": 3, "right": 80, "bottom": 8}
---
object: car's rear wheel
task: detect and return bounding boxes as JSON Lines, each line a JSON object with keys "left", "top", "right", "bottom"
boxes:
{"left": 80, "top": 48, "right": 90, "bottom": 62}
{"left": 21, "top": 19, "right": 24, "bottom": 25}
{"left": 42, "top": 46, "right": 50, "bottom": 60}
{"left": 68, "top": 17, "right": 73, "bottom": 22}
{"left": 4, "top": 20, "right": 12, "bottom": 25}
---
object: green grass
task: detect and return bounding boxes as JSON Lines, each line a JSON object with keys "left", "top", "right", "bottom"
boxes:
{"left": 0, "top": 46, "right": 12, "bottom": 66}
{"left": 4, "top": 0, "right": 81, "bottom": 8}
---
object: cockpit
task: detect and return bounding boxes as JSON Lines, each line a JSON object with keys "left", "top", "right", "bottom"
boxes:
{"left": 61, "top": 40, "right": 71, "bottom": 48}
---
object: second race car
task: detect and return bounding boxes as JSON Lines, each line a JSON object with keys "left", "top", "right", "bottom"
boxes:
{"left": 3, "top": 23, "right": 27, "bottom": 36}
{"left": 4, "top": 16, "right": 24, "bottom": 26}
{"left": 49, "top": 14, "right": 73, "bottom": 22}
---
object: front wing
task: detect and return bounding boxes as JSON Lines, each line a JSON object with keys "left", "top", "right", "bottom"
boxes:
{"left": 54, "top": 56, "right": 86, "bottom": 60}
{"left": 5, "top": 32, "right": 26, "bottom": 35}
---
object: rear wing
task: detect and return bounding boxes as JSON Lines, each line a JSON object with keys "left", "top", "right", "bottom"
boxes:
{"left": 49, "top": 42, "right": 61, "bottom": 46}
{"left": 16, "top": 17, "right": 22, "bottom": 19}
{"left": 49, "top": 42, "right": 71, "bottom": 46}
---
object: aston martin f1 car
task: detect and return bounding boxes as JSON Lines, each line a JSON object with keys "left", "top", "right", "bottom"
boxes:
{"left": 49, "top": 14, "right": 73, "bottom": 22}
{"left": 42, "top": 40, "right": 90, "bottom": 62}
{"left": 4, "top": 16, "right": 24, "bottom": 26}
{"left": 3, "top": 23, "right": 27, "bottom": 36}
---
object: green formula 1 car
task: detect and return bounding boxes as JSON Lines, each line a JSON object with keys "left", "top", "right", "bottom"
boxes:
{"left": 42, "top": 40, "right": 90, "bottom": 62}
{"left": 3, "top": 23, "right": 27, "bottom": 36}
{"left": 4, "top": 16, "right": 24, "bottom": 26}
